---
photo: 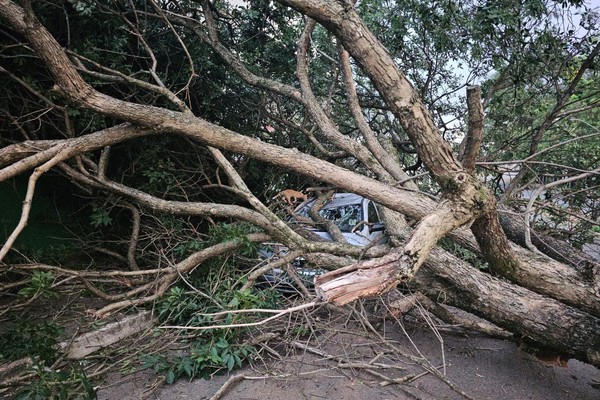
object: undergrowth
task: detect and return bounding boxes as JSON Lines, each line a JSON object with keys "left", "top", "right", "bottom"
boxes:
{"left": 140, "top": 222, "right": 281, "bottom": 383}
{"left": 0, "top": 222, "right": 281, "bottom": 395}
{"left": 0, "top": 320, "right": 95, "bottom": 399}
{"left": 144, "top": 276, "right": 280, "bottom": 383}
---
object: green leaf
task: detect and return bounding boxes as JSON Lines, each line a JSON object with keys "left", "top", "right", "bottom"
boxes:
{"left": 237, "top": 353, "right": 244, "bottom": 366}
{"left": 226, "top": 354, "right": 235, "bottom": 371}
{"left": 181, "top": 358, "right": 193, "bottom": 378}
{"left": 165, "top": 370, "right": 176, "bottom": 384}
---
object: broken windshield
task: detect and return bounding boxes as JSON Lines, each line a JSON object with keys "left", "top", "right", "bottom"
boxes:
{"left": 297, "top": 203, "right": 363, "bottom": 233}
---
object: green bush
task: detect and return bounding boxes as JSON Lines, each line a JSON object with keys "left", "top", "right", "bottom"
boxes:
{"left": 0, "top": 319, "right": 95, "bottom": 399}
{"left": 145, "top": 250, "right": 280, "bottom": 383}
{"left": 0, "top": 320, "right": 63, "bottom": 363}
{"left": 14, "top": 363, "right": 96, "bottom": 400}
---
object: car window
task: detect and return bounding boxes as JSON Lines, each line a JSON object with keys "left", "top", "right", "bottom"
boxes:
{"left": 367, "top": 201, "right": 380, "bottom": 224}
{"left": 319, "top": 204, "right": 362, "bottom": 232}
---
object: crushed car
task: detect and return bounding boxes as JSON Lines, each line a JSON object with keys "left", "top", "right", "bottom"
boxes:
{"left": 258, "top": 193, "right": 386, "bottom": 293}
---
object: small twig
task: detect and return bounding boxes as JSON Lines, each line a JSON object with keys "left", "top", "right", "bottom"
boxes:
{"left": 241, "top": 250, "right": 304, "bottom": 291}
{"left": 160, "top": 301, "right": 322, "bottom": 330}
{"left": 523, "top": 165, "right": 600, "bottom": 253}
{"left": 284, "top": 265, "right": 313, "bottom": 298}
{"left": 380, "top": 369, "right": 431, "bottom": 387}
{"left": 140, "top": 375, "right": 166, "bottom": 399}
{"left": 355, "top": 309, "right": 479, "bottom": 400}
{"left": 209, "top": 373, "right": 246, "bottom": 400}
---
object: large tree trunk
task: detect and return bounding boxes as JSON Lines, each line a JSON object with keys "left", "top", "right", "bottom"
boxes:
{"left": 415, "top": 248, "right": 600, "bottom": 367}
{"left": 314, "top": 244, "right": 600, "bottom": 367}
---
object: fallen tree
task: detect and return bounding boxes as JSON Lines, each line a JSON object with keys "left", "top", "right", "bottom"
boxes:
{"left": 0, "top": 0, "right": 599, "bottom": 369}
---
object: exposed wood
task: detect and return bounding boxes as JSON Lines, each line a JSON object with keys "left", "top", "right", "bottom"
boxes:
{"left": 59, "top": 311, "right": 155, "bottom": 359}
{"left": 5, "top": 133, "right": 595, "bottom": 314}
{"left": 314, "top": 243, "right": 600, "bottom": 366}
{"left": 315, "top": 261, "right": 399, "bottom": 305}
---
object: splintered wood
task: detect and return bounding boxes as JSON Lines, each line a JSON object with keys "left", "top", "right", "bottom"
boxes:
{"left": 314, "top": 263, "right": 399, "bottom": 305}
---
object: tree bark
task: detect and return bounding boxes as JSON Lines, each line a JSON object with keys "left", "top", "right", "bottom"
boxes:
{"left": 415, "top": 247, "right": 600, "bottom": 367}
{"left": 311, "top": 245, "right": 600, "bottom": 367}
{"left": 460, "top": 86, "right": 484, "bottom": 172}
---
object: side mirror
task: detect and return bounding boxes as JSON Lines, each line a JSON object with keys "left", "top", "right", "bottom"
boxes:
{"left": 369, "top": 222, "right": 385, "bottom": 233}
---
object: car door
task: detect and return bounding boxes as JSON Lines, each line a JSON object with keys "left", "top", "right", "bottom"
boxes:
{"left": 350, "top": 199, "right": 385, "bottom": 246}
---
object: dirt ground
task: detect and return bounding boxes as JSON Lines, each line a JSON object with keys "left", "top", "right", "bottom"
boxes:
{"left": 97, "top": 319, "right": 600, "bottom": 400}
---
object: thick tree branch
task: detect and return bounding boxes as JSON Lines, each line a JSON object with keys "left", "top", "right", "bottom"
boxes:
{"left": 338, "top": 45, "right": 417, "bottom": 187}
{"left": 92, "top": 234, "right": 266, "bottom": 317}
{"left": 0, "top": 0, "right": 437, "bottom": 221}
{"left": 0, "top": 125, "right": 154, "bottom": 181}
{"left": 279, "top": 0, "right": 463, "bottom": 182}
{"left": 460, "top": 86, "right": 484, "bottom": 172}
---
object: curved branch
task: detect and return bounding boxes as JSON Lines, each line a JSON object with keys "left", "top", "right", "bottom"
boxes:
{"left": 523, "top": 165, "right": 600, "bottom": 253}
{"left": 295, "top": 19, "right": 390, "bottom": 180}
{"left": 338, "top": 45, "right": 416, "bottom": 187}
{"left": 0, "top": 124, "right": 155, "bottom": 182}
{"left": 122, "top": 201, "right": 141, "bottom": 271}
{"left": 93, "top": 233, "right": 271, "bottom": 317}
{"left": 0, "top": 141, "right": 89, "bottom": 262}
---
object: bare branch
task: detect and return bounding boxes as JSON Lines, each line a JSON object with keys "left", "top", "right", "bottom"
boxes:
{"left": 295, "top": 19, "right": 390, "bottom": 179}
{"left": 160, "top": 301, "right": 321, "bottom": 330}
{"left": 460, "top": 86, "right": 484, "bottom": 173}
{"left": 0, "top": 124, "right": 154, "bottom": 182}
{"left": 338, "top": 45, "right": 417, "bottom": 187}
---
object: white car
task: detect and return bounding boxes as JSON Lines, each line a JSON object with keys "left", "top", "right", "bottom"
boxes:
{"left": 258, "top": 193, "right": 386, "bottom": 293}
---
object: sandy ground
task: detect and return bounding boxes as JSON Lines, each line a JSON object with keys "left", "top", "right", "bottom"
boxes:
{"left": 97, "top": 322, "right": 600, "bottom": 400}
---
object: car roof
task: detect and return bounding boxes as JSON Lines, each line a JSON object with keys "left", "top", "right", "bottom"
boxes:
{"left": 300, "top": 193, "right": 365, "bottom": 210}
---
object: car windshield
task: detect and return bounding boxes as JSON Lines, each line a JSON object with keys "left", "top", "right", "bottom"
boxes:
{"left": 298, "top": 203, "right": 363, "bottom": 233}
